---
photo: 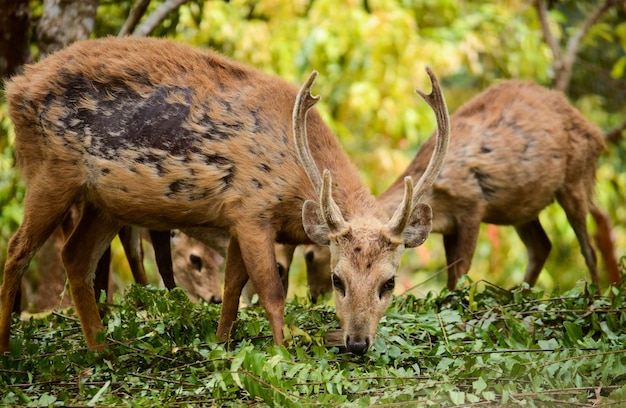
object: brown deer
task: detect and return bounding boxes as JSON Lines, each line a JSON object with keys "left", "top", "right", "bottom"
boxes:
{"left": 0, "top": 36, "right": 449, "bottom": 355}
{"left": 304, "top": 80, "right": 606, "bottom": 297}
{"left": 169, "top": 230, "right": 224, "bottom": 304}
{"left": 19, "top": 226, "right": 224, "bottom": 311}
{"left": 163, "top": 227, "right": 295, "bottom": 305}
{"left": 115, "top": 228, "right": 225, "bottom": 304}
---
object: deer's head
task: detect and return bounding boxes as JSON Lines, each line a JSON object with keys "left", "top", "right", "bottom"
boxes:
{"left": 294, "top": 68, "right": 450, "bottom": 355}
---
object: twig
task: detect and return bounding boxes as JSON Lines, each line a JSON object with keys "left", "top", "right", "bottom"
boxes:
{"left": 118, "top": 0, "right": 151, "bottom": 37}
{"left": 530, "top": 348, "right": 626, "bottom": 370}
{"left": 132, "top": 0, "right": 190, "bottom": 37}
{"left": 405, "top": 258, "right": 463, "bottom": 293}
{"left": 108, "top": 338, "right": 177, "bottom": 362}
{"left": 558, "top": 0, "right": 620, "bottom": 91}
{"left": 436, "top": 312, "right": 451, "bottom": 352}
{"left": 535, "top": 0, "right": 620, "bottom": 91}
{"left": 535, "top": 0, "right": 561, "bottom": 63}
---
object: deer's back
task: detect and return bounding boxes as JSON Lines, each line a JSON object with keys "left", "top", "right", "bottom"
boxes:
{"left": 6, "top": 37, "right": 319, "bottom": 231}
{"left": 381, "top": 80, "right": 604, "bottom": 231}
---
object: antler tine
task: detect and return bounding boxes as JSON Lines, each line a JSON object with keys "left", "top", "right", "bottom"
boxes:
{"left": 293, "top": 71, "right": 323, "bottom": 196}
{"left": 413, "top": 66, "right": 450, "bottom": 204}
{"left": 321, "top": 169, "right": 347, "bottom": 233}
{"left": 387, "top": 176, "right": 415, "bottom": 237}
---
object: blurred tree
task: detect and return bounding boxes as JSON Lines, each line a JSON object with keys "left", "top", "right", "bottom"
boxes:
{"left": 36, "top": 0, "right": 100, "bottom": 56}
{"left": 0, "top": 0, "right": 30, "bottom": 78}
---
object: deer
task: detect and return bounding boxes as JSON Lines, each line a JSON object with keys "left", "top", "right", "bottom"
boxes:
{"left": 303, "top": 79, "right": 606, "bottom": 298}
{"left": 0, "top": 36, "right": 449, "bottom": 356}
{"left": 160, "top": 227, "right": 296, "bottom": 305}
{"left": 115, "top": 228, "right": 226, "bottom": 304}
{"left": 19, "top": 225, "right": 225, "bottom": 311}
{"left": 168, "top": 230, "right": 224, "bottom": 304}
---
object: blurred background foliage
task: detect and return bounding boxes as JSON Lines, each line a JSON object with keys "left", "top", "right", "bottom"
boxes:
{"left": 0, "top": 0, "right": 624, "bottom": 300}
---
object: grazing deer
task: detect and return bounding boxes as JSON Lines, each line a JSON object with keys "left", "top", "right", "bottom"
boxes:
{"left": 0, "top": 36, "right": 449, "bottom": 355}
{"left": 162, "top": 227, "right": 295, "bottom": 306}
{"left": 304, "top": 80, "right": 606, "bottom": 296}
{"left": 169, "top": 230, "right": 224, "bottom": 304}
{"left": 115, "top": 228, "right": 225, "bottom": 304}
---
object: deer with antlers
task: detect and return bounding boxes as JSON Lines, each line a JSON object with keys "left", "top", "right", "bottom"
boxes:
{"left": 0, "top": 36, "right": 449, "bottom": 355}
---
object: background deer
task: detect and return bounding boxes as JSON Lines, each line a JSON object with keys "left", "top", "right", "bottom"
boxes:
{"left": 19, "top": 226, "right": 224, "bottom": 312}
{"left": 304, "top": 79, "right": 607, "bottom": 298}
{"left": 0, "top": 36, "right": 449, "bottom": 355}
{"left": 116, "top": 228, "right": 225, "bottom": 304}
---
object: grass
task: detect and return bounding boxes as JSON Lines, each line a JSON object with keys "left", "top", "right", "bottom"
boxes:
{"left": 1, "top": 275, "right": 626, "bottom": 407}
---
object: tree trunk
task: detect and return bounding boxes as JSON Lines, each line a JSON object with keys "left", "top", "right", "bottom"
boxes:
{"left": 0, "top": 0, "right": 31, "bottom": 78}
{"left": 36, "top": 0, "right": 99, "bottom": 56}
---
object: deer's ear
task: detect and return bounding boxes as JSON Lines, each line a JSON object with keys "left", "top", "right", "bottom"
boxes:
{"left": 302, "top": 200, "right": 330, "bottom": 246}
{"left": 402, "top": 203, "right": 433, "bottom": 248}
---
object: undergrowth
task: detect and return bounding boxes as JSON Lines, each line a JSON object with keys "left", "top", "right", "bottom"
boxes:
{"left": 1, "top": 275, "right": 626, "bottom": 407}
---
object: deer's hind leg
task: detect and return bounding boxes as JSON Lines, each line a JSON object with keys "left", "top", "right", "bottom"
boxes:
{"left": 443, "top": 220, "right": 481, "bottom": 290}
{"left": 0, "top": 183, "right": 77, "bottom": 352}
{"left": 149, "top": 230, "right": 176, "bottom": 289}
{"left": 555, "top": 186, "right": 600, "bottom": 288}
{"left": 61, "top": 202, "right": 122, "bottom": 350}
{"left": 119, "top": 226, "right": 150, "bottom": 286}
{"left": 515, "top": 219, "right": 551, "bottom": 287}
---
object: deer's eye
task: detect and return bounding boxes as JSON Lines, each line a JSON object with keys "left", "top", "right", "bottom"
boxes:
{"left": 277, "top": 262, "right": 286, "bottom": 278}
{"left": 189, "top": 254, "right": 203, "bottom": 271}
{"left": 379, "top": 277, "right": 395, "bottom": 299}
{"left": 331, "top": 273, "right": 345, "bottom": 297}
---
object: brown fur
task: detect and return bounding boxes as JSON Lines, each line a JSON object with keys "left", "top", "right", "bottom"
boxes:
{"left": 306, "top": 80, "right": 606, "bottom": 295}
{"left": 0, "top": 37, "right": 449, "bottom": 355}
{"left": 241, "top": 244, "right": 297, "bottom": 305}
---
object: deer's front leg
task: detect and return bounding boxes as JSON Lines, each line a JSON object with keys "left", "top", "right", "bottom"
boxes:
{"left": 217, "top": 230, "right": 285, "bottom": 345}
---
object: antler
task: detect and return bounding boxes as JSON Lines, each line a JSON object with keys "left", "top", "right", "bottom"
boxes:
{"left": 412, "top": 66, "right": 450, "bottom": 204}
{"left": 387, "top": 67, "right": 450, "bottom": 235}
{"left": 294, "top": 72, "right": 348, "bottom": 235}
{"left": 387, "top": 176, "right": 414, "bottom": 237}
{"left": 321, "top": 169, "right": 347, "bottom": 233}
{"left": 293, "top": 71, "right": 323, "bottom": 196}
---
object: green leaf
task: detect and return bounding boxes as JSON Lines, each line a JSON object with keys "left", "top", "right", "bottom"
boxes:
{"left": 87, "top": 381, "right": 110, "bottom": 406}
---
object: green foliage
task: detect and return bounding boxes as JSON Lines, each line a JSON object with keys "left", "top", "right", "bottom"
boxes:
{"left": 1, "top": 1, "right": 625, "bottom": 299}
{"left": 2, "top": 281, "right": 626, "bottom": 406}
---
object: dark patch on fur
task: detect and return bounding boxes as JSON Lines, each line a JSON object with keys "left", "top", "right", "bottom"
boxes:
{"left": 480, "top": 145, "right": 492, "bottom": 154}
{"left": 258, "top": 164, "right": 271, "bottom": 173}
{"left": 219, "top": 99, "right": 233, "bottom": 113}
{"left": 220, "top": 168, "right": 236, "bottom": 191}
{"left": 197, "top": 152, "right": 233, "bottom": 167}
{"left": 167, "top": 179, "right": 211, "bottom": 200}
{"left": 252, "top": 178, "right": 263, "bottom": 189}
{"left": 45, "top": 73, "right": 249, "bottom": 161}
{"left": 471, "top": 167, "right": 496, "bottom": 198}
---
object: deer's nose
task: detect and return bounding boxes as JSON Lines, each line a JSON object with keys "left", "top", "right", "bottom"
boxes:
{"left": 346, "top": 335, "right": 370, "bottom": 355}
{"left": 210, "top": 295, "right": 222, "bottom": 304}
